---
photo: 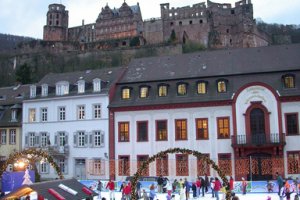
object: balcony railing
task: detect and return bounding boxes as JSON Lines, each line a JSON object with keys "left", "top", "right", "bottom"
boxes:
{"left": 47, "top": 145, "right": 70, "bottom": 157}
{"left": 231, "top": 133, "right": 286, "bottom": 147}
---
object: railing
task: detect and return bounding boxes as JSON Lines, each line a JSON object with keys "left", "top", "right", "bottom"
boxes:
{"left": 47, "top": 145, "right": 70, "bottom": 157}
{"left": 231, "top": 133, "right": 286, "bottom": 147}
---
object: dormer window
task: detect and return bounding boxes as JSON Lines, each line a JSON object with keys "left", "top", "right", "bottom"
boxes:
{"left": 41, "top": 84, "right": 48, "bottom": 97}
{"left": 78, "top": 80, "right": 85, "bottom": 94}
{"left": 177, "top": 82, "right": 188, "bottom": 96}
{"left": 217, "top": 79, "right": 228, "bottom": 93}
{"left": 121, "top": 87, "right": 131, "bottom": 100}
{"left": 56, "top": 81, "right": 69, "bottom": 96}
{"left": 93, "top": 78, "right": 101, "bottom": 92}
{"left": 282, "top": 74, "right": 295, "bottom": 89}
{"left": 30, "top": 85, "right": 36, "bottom": 98}
{"left": 11, "top": 109, "right": 17, "bottom": 122}
{"left": 197, "top": 81, "right": 207, "bottom": 94}
{"left": 139, "top": 86, "right": 150, "bottom": 98}
{"left": 158, "top": 84, "right": 168, "bottom": 97}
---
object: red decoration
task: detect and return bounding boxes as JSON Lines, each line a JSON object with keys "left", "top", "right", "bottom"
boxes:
{"left": 82, "top": 187, "right": 92, "bottom": 196}
{"left": 48, "top": 188, "right": 65, "bottom": 200}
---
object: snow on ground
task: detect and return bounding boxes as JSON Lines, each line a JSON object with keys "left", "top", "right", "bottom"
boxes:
{"left": 96, "top": 191, "right": 296, "bottom": 200}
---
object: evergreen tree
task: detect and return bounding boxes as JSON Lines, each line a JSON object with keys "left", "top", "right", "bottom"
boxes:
{"left": 15, "top": 63, "right": 32, "bottom": 84}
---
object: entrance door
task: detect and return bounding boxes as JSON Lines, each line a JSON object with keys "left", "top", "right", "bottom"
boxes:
{"left": 75, "top": 159, "right": 86, "bottom": 180}
{"left": 250, "top": 108, "right": 266, "bottom": 145}
{"left": 248, "top": 153, "right": 273, "bottom": 181}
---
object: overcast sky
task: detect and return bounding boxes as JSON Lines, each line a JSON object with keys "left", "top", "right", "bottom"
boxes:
{"left": 0, "top": 0, "right": 299, "bottom": 39}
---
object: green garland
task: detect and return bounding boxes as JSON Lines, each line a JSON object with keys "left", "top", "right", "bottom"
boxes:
{"left": 130, "top": 148, "right": 231, "bottom": 200}
{"left": 0, "top": 148, "right": 64, "bottom": 180}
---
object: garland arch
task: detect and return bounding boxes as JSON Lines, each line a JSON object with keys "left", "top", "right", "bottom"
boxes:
{"left": 130, "top": 148, "right": 231, "bottom": 200}
{"left": 0, "top": 148, "right": 63, "bottom": 180}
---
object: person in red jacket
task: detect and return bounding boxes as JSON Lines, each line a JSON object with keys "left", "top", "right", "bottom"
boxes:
{"left": 214, "top": 177, "right": 222, "bottom": 200}
{"left": 106, "top": 179, "right": 115, "bottom": 200}
{"left": 123, "top": 182, "right": 132, "bottom": 200}
{"left": 230, "top": 176, "right": 234, "bottom": 191}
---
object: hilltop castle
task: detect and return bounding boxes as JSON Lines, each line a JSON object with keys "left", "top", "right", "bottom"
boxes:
{"left": 43, "top": 0, "right": 270, "bottom": 49}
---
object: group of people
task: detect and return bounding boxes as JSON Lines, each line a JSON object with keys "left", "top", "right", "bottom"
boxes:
{"left": 276, "top": 172, "right": 300, "bottom": 200}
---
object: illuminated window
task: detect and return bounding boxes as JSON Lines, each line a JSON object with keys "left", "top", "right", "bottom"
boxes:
{"left": 156, "top": 120, "right": 168, "bottom": 141}
{"left": 121, "top": 87, "right": 131, "bottom": 99}
{"left": 158, "top": 84, "right": 168, "bottom": 97}
{"left": 196, "top": 118, "right": 208, "bottom": 139}
{"left": 217, "top": 80, "right": 227, "bottom": 93}
{"left": 217, "top": 117, "right": 230, "bottom": 139}
{"left": 137, "top": 121, "right": 148, "bottom": 142}
{"left": 119, "top": 122, "right": 129, "bottom": 142}
{"left": 140, "top": 86, "right": 149, "bottom": 98}
{"left": 283, "top": 74, "right": 295, "bottom": 88}
{"left": 197, "top": 81, "right": 207, "bottom": 94}
{"left": 175, "top": 119, "right": 187, "bottom": 140}
{"left": 29, "top": 108, "right": 36, "bottom": 122}
{"left": 177, "top": 83, "right": 187, "bottom": 96}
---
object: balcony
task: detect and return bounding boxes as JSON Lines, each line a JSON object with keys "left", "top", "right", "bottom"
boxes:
{"left": 47, "top": 145, "right": 70, "bottom": 157}
{"left": 231, "top": 133, "right": 286, "bottom": 148}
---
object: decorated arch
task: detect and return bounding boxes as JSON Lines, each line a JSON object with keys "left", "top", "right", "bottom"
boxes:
{"left": 0, "top": 148, "right": 63, "bottom": 180}
{"left": 130, "top": 148, "right": 231, "bottom": 200}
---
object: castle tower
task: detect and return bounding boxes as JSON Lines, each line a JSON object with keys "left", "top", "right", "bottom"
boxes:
{"left": 43, "top": 4, "right": 69, "bottom": 41}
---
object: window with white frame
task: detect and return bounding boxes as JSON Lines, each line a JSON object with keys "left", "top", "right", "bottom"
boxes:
{"left": 40, "top": 132, "right": 48, "bottom": 147}
{"left": 58, "top": 107, "right": 66, "bottom": 121}
{"left": 40, "top": 162, "right": 49, "bottom": 173}
{"left": 77, "top": 105, "right": 85, "bottom": 120}
{"left": 29, "top": 108, "right": 36, "bottom": 122}
{"left": 93, "top": 104, "right": 101, "bottom": 119}
{"left": 93, "top": 78, "right": 101, "bottom": 92}
{"left": 58, "top": 132, "right": 66, "bottom": 146}
{"left": 41, "top": 108, "right": 48, "bottom": 122}
{"left": 94, "top": 131, "right": 104, "bottom": 147}
{"left": 28, "top": 132, "right": 36, "bottom": 147}
{"left": 56, "top": 81, "right": 69, "bottom": 96}
{"left": 41, "top": 84, "right": 48, "bottom": 97}
{"left": 78, "top": 132, "right": 86, "bottom": 147}
{"left": 9, "top": 129, "right": 16, "bottom": 145}
{"left": 30, "top": 85, "right": 36, "bottom": 98}
{"left": 1, "top": 129, "right": 6, "bottom": 144}
{"left": 11, "top": 109, "right": 17, "bottom": 121}
{"left": 78, "top": 80, "right": 85, "bottom": 94}
{"left": 58, "top": 159, "right": 67, "bottom": 174}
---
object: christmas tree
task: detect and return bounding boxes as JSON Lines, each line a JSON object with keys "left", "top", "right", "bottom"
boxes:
{"left": 22, "top": 169, "right": 33, "bottom": 185}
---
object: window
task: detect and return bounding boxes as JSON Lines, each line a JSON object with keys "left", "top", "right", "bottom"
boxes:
{"left": 9, "top": 129, "right": 16, "bottom": 145}
{"left": 179, "top": 21, "right": 182, "bottom": 26}
{"left": 199, "top": 19, "right": 203, "bottom": 24}
{"left": 217, "top": 117, "right": 230, "bottom": 139}
{"left": 287, "top": 151, "right": 300, "bottom": 174}
{"left": 196, "top": 118, "right": 208, "bottom": 140}
{"left": 93, "top": 78, "right": 101, "bottom": 92}
{"left": 56, "top": 81, "right": 69, "bottom": 96}
{"left": 197, "top": 154, "right": 210, "bottom": 176}
{"left": 285, "top": 113, "right": 299, "bottom": 135}
{"left": 139, "top": 86, "right": 149, "bottom": 98}
{"left": 58, "top": 132, "right": 67, "bottom": 146}
{"left": 93, "top": 104, "right": 101, "bottom": 119}
{"left": 78, "top": 80, "right": 85, "bottom": 93}
{"left": 29, "top": 108, "right": 36, "bottom": 122}
{"left": 283, "top": 74, "right": 295, "bottom": 88}
{"left": 91, "top": 159, "right": 104, "bottom": 175}
{"left": 1, "top": 130, "right": 6, "bottom": 144}
{"left": 158, "top": 84, "right": 168, "bottom": 97}
{"left": 58, "top": 159, "right": 67, "bottom": 174}
{"left": 156, "top": 155, "right": 169, "bottom": 176}
{"left": 58, "top": 107, "right": 66, "bottom": 121}
{"left": 119, "top": 155, "right": 130, "bottom": 176}
{"left": 119, "top": 122, "right": 129, "bottom": 142}
{"left": 175, "top": 119, "right": 187, "bottom": 140}
{"left": 217, "top": 80, "right": 227, "bottom": 93}
{"left": 137, "top": 121, "right": 148, "bottom": 142}
{"left": 218, "top": 154, "right": 232, "bottom": 175}
{"left": 121, "top": 87, "right": 131, "bottom": 99}
{"left": 189, "top": 20, "right": 193, "bottom": 24}
{"left": 94, "top": 131, "right": 104, "bottom": 147}
{"left": 41, "top": 84, "right": 48, "bottom": 97}
{"left": 77, "top": 105, "right": 85, "bottom": 120}
{"left": 156, "top": 120, "right": 168, "bottom": 141}
{"left": 40, "top": 132, "right": 48, "bottom": 147}
{"left": 77, "top": 131, "right": 86, "bottom": 147}
{"left": 137, "top": 155, "right": 149, "bottom": 176}
{"left": 11, "top": 109, "right": 17, "bottom": 121}
{"left": 28, "top": 132, "right": 36, "bottom": 147}
{"left": 176, "top": 154, "right": 188, "bottom": 176}
{"left": 41, "top": 108, "right": 48, "bottom": 122}
{"left": 177, "top": 83, "right": 187, "bottom": 96}
{"left": 40, "top": 162, "right": 49, "bottom": 173}
{"left": 197, "top": 81, "right": 207, "bottom": 94}
{"left": 30, "top": 85, "right": 36, "bottom": 98}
